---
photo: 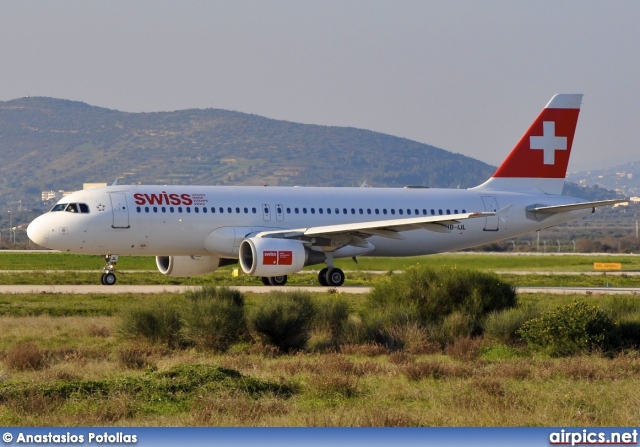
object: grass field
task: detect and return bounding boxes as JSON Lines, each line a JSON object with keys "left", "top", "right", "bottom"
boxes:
{"left": 2, "top": 251, "right": 640, "bottom": 272}
{"left": 1, "top": 291, "right": 640, "bottom": 426}
{"left": 1, "top": 251, "right": 640, "bottom": 287}
{"left": 1, "top": 253, "right": 640, "bottom": 426}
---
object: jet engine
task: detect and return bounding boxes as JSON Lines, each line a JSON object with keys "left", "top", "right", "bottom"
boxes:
{"left": 239, "top": 238, "right": 325, "bottom": 277}
{"left": 156, "top": 255, "right": 237, "bottom": 277}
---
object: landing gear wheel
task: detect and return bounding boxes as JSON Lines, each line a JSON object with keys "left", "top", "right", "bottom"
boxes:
{"left": 325, "top": 268, "right": 345, "bottom": 287}
{"left": 318, "top": 267, "right": 329, "bottom": 286}
{"left": 101, "top": 254, "right": 119, "bottom": 286}
{"left": 102, "top": 272, "right": 117, "bottom": 286}
{"left": 261, "top": 277, "right": 271, "bottom": 286}
{"left": 268, "top": 275, "right": 288, "bottom": 286}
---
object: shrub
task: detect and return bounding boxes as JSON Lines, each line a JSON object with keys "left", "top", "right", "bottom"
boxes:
{"left": 181, "top": 287, "right": 246, "bottom": 352}
{"left": 249, "top": 291, "right": 316, "bottom": 353}
{"left": 368, "top": 264, "right": 516, "bottom": 333}
{"left": 484, "top": 305, "right": 542, "bottom": 345}
{"left": 518, "top": 301, "right": 615, "bottom": 357}
{"left": 5, "top": 342, "right": 48, "bottom": 371}
{"left": 118, "top": 300, "right": 182, "bottom": 348}
{"left": 314, "top": 298, "right": 351, "bottom": 347}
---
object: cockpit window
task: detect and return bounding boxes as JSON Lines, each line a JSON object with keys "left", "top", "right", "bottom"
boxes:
{"left": 51, "top": 203, "right": 68, "bottom": 212}
{"left": 50, "top": 203, "right": 90, "bottom": 214}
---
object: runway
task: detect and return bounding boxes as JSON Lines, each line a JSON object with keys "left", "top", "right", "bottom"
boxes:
{"left": 0, "top": 285, "right": 638, "bottom": 295}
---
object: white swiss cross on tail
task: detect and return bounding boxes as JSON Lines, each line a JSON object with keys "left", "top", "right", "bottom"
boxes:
{"left": 473, "top": 93, "right": 582, "bottom": 195}
{"left": 530, "top": 121, "right": 567, "bottom": 165}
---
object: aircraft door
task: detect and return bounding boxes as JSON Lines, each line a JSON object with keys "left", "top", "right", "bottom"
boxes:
{"left": 110, "top": 193, "right": 130, "bottom": 229}
{"left": 262, "top": 204, "right": 271, "bottom": 222}
{"left": 481, "top": 196, "right": 499, "bottom": 231}
{"left": 275, "top": 204, "right": 284, "bottom": 222}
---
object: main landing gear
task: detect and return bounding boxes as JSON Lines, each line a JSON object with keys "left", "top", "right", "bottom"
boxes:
{"left": 260, "top": 275, "right": 288, "bottom": 286}
{"left": 101, "top": 254, "right": 118, "bottom": 285}
{"left": 318, "top": 267, "right": 345, "bottom": 287}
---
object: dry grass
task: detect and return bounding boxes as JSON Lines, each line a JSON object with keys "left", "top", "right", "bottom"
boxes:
{"left": 2, "top": 308, "right": 640, "bottom": 426}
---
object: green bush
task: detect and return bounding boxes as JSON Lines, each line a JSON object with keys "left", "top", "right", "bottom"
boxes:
{"left": 313, "top": 298, "right": 352, "bottom": 348}
{"left": 484, "top": 305, "right": 541, "bottom": 345}
{"left": 249, "top": 291, "right": 316, "bottom": 353}
{"left": 368, "top": 265, "right": 516, "bottom": 333}
{"left": 518, "top": 301, "right": 615, "bottom": 357}
{"left": 118, "top": 301, "right": 182, "bottom": 348}
{"left": 181, "top": 287, "right": 246, "bottom": 352}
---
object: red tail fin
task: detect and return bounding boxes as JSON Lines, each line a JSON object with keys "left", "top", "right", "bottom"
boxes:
{"left": 474, "top": 94, "right": 582, "bottom": 194}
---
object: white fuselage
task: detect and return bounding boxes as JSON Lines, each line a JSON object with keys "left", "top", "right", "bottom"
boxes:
{"left": 27, "top": 184, "right": 591, "bottom": 259}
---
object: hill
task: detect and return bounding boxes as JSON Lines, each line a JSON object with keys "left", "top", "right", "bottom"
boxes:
{"left": 568, "top": 162, "right": 640, "bottom": 197}
{"left": 0, "top": 97, "right": 496, "bottom": 208}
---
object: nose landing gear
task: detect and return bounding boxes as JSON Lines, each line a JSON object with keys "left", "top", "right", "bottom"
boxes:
{"left": 101, "top": 254, "right": 118, "bottom": 285}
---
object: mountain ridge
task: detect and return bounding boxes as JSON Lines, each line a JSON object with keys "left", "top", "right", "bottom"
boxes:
{"left": 0, "top": 96, "right": 497, "bottom": 208}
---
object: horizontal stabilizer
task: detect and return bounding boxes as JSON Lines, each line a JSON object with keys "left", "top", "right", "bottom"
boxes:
{"left": 531, "top": 199, "right": 626, "bottom": 214}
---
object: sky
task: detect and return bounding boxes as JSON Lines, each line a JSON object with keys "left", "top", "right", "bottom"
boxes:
{"left": 1, "top": 0, "right": 638, "bottom": 172}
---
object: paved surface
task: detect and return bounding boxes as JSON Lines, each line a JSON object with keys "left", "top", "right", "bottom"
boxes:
{"left": 0, "top": 285, "right": 638, "bottom": 295}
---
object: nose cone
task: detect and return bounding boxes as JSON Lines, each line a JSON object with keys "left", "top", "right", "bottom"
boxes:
{"left": 27, "top": 215, "right": 51, "bottom": 248}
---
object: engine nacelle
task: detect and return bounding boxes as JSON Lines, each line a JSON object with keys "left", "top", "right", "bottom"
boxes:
{"left": 156, "top": 255, "right": 236, "bottom": 277}
{"left": 239, "top": 237, "right": 325, "bottom": 277}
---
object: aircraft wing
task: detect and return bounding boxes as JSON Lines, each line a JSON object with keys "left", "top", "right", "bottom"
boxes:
{"left": 254, "top": 211, "right": 495, "bottom": 244}
{"left": 531, "top": 199, "right": 626, "bottom": 214}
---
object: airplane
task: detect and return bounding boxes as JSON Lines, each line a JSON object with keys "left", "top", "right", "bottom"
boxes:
{"left": 27, "top": 93, "right": 623, "bottom": 287}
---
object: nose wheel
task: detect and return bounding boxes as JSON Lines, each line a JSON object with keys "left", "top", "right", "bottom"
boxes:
{"left": 101, "top": 254, "right": 118, "bottom": 286}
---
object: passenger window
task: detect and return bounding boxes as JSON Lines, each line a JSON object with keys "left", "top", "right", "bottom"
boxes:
{"left": 195, "top": 207, "right": 199, "bottom": 213}
{"left": 391, "top": 209, "right": 396, "bottom": 215}
{"left": 462, "top": 209, "right": 466, "bottom": 213}
{"left": 399, "top": 209, "right": 403, "bottom": 215}
{"left": 252, "top": 207, "right": 257, "bottom": 214}
{"left": 383, "top": 209, "right": 387, "bottom": 215}
{"left": 228, "top": 207, "right": 233, "bottom": 213}
{"left": 219, "top": 207, "right": 224, "bottom": 213}
{"left": 343, "top": 208, "right": 347, "bottom": 214}
{"left": 286, "top": 208, "right": 291, "bottom": 214}
{"left": 236, "top": 207, "right": 240, "bottom": 214}
{"left": 210, "top": 207, "right": 215, "bottom": 213}
{"left": 335, "top": 208, "right": 339, "bottom": 214}
{"left": 303, "top": 208, "right": 307, "bottom": 214}
{"left": 178, "top": 207, "right": 183, "bottom": 213}
{"left": 153, "top": 206, "right": 158, "bottom": 213}
{"left": 311, "top": 208, "right": 316, "bottom": 214}
{"left": 170, "top": 207, "right": 175, "bottom": 213}
{"left": 359, "top": 209, "right": 363, "bottom": 214}
{"left": 367, "top": 209, "right": 371, "bottom": 215}
{"left": 162, "top": 207, "right": 166, "bottom": 213}
{"left": 245, "top": 207, "right": 249, "bottom": 214}
{"left": 454, "top": 209, "right": 458, "bottom": 214}
{"left": 375, "top": 209, "right": 379, "bottom": 215}
{"left": 327, "top": 208, "right": 331, "bottom": 214}
{"left": 136, "top": 206, "right": 141, "bottom": 213}
{"left": 186, "top": 207, "right": 191, "bottom": 213}
{"left": 446, "top": 209, "right": 450, "bottom": 215}
{"left": 351, "top": 208, "right": 355, "bottom": 214}
{"left": 145, "top": 207, "right": 150, "bottom": 213}
{"left": 295, "top": 208, "right": 299, "bottom": 214}
{"left": 431, "top": 209, "right": 435, "bottom": 215}
{"left": 319, "top": 208, "right": 323, "bottom": 214}
{"left": 439, "top": 210, "right": 443, "bottom": 215}
{"left": 203, "top": 207, "right": 207, "bottom": 213}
